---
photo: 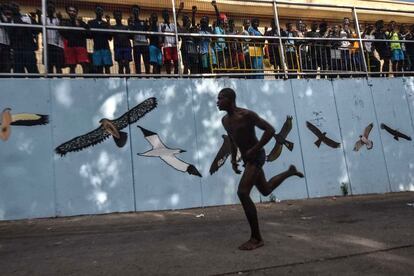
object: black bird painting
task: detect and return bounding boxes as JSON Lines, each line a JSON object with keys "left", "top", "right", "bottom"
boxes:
{"left": 137, "top": 126, "right": 202, "bottom": 177}
{"left": 380, "top": 123, "right": 412, "bottom": 141}
{"left": 353, "top": 123, "right": 374, "bottom": 151}
{"left": 0, "top": 108, "right": 49, "bottom": 141}
{"left": 267, "top": 116, "right": 294, "bottom": 162}
{"left": 55, "top": 97, "right": 157, "bottom": 156}
{"left": 209, "top": 134, "right": 241, "bottom": 175}
{"left": 306, "top": 121, "right": 341, "bottom": 149}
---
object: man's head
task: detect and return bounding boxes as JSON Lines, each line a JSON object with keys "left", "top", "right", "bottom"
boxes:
{"left": 243, "top": 19, "right": 251, "bottom": 30}
{"left": 375, "top": 20, "right": 384, "bottom": 31}
{"left": 162, "top": 9, "right": 169, "bottom": 22}
{"left": 47, "top": 1, "right": 55, "bottom": 17}
{"left": 286, "top": 22, "right": 293, "bottom": 31}
{"left": 200, "top": 16, "right": 209, "bottom": 29}
{"left": 319, "top": 21, "right": 327, "bottom": 33}
{"left": 95, "top": 5, "right": 104, "bottom": 18}
{"left": 9, "top": 1, "right": 19, "bottom": 16}
{"left": 150, "top": 13, "right": 158, "bottom": 25}
{"left": 217, "top": 88, "right": 236, "bottom": 111}
{"left": 66, "top": 4, "right": 78, "bottom": 19}
{"left": 389, "top": 21, "right": 396, "bottom": 31}
{"left": 1, "top": 4, "right": 13, "bottom": 21}
{"left": 113, "top": 9, "right": 122, "bottom": 22}
{"left": 182, "top": 14, "right": 190, "bottom": 28}
{"left": 131, "top": 5, "right": 140, "bottom": 17}
{"left": 311, "top": 22, "right": 318, "bottom": 32}
{"left": 251, "top": 18, "right": 259, "bottom": 29}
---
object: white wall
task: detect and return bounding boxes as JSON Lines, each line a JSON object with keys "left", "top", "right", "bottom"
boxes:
{"left": 1, "top": 78, "right": 413, "bottom": 221}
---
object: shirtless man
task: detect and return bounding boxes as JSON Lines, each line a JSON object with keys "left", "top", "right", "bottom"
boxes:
{"left": 217, "top": 88, "right": 304, "bottom": 250}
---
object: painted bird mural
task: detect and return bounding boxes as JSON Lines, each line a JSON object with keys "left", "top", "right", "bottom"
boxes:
{"left": 380, "top": 123, "right": 412, "bottom": 141}
{"left": 267, "top": 116, "right": 294, "bottom": 162}
{"left": 137, "top": 126, "right": 202, "bottom": 177}
{"left": 306, "top": 121, "right": 341, "bottom": 149}
{"left": 55, "top": 97, "right": 157, "bottom": 156}
{"left": 209, "top": 134, "right": 241, "bottom": 175}
{"left": 0, "top": 108, "right": 49, "bottom": 141}
{"left": 353, "top": 123, "right": 374, "bottom": 151}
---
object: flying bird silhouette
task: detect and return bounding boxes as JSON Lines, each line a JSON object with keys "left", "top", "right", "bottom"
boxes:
{"left": 209, "top": 134, "right": 241, "bottom": 175}
{"left": 306, "top": 121, "right": 341, "bottom": 149}
{"left": 137, "top": 126, "right": 202, "bottom": 177}
{"left": 0, "top": 108, "right": 49, "bottom": 141}
{"left": 267, "top": 116, "right": 294, "bottom": 162}
{"left": 353, "top": 123, "right": 374, "bottom": 151}
{"left": 380, "top": 123, "right": 412, "bottom": 141}
{"left": 55, "top": 97, "right": 157, "bottom": 156}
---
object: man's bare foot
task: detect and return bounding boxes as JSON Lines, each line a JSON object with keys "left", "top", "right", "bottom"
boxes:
{"left": 238, "top": 238, "right": 264, "bottom": 250}
{"left": 288, "top": 165, "right": 304, "bottom": 178}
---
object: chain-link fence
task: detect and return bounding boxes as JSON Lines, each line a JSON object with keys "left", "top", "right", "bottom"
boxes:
{"left": 1, "top": 0, "right": 414, "bottom": 78}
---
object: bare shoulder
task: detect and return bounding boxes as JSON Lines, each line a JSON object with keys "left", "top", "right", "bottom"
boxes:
{"left": 239, "top": 108, "right": 259, "bottom": 121}
{"left": 221, "top": 114, "right": 230, "bottom": 127}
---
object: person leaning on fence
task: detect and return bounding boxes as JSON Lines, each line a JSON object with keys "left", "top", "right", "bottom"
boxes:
{"left": 111, "top": 10, "right": 132, "bottom": 75}
{"left": 159, "top": 9, "right": 179, "bottom": 75}
{"left": 247, "top": 18, "right": 264, "bottom": 79}
{"left": 399, "top": 24, "right": 410, "bottom": 72}
{"left": 372, "top": 20, "right": 391, "bottom": 77}
{"left": 8, "top": 1, "right": 40, "bottom": 74}
{"left": 339, "top": 23, "right": 352, "bottom": 75}
{"left": 44, "top": 1, "right": 65, "bottom": 74}
{"left": 318, "top": 21, "right": 330, "bottom": 78}
{"left": 88, "top": 5, "right": 113, "bottom": 74}
{"left": 405, "top": 25, "right": 414, "bottom": 74}
{"left": 386, "top": 21, "right": 404, "bottom": 75}
{"left": 282, "top": 22, "right": 298, "bottom": 78}
{"left": 129, "top": 5, "right": 150, "bottom": 75}
{"left": 328, "top": 25, "right": 342, "bottom": 74}
{"left": 0, "top": 3, "right": 12, "bottom": 73}
{"left": 198, "top": 16, "right": 214, "bottom": 73}
{"left": 177, "top": 3, "right": 199, "bottom": 75}
{"left": 148, "top": 13, "right": 162, "bottom": 74}
{"left": 241, "top": 19, "right": 251, "bottom": 73}
{"left": 362, "top": 23, "right": 380, "bottom": 74}
{"left": 60, "top": 4, "right": 90, "bottom": 74}
{"left": 305, "top": 22, "right": 321, "bottom": 78}
{"left": 264, "top": 19, "right": 281, "bottom": 77}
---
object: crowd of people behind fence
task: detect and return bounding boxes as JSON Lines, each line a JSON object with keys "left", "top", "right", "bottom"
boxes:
{"left": 1, "top": 1, "right": 414, "bottom": 77}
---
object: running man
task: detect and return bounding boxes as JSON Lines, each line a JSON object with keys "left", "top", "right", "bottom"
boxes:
{"left": 217, "top": 88, "right": 304, "bottom": 250}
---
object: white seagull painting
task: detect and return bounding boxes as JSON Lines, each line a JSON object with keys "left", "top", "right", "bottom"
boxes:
{"left": 137, "top": 126, "right": 202, "bottom": 177}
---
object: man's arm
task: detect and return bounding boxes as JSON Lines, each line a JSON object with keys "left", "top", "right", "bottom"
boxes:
{"left": 222, "top": 117, "right": 241, "bottom": 174}
{"left": 211, "top": 0, "right": 220, "bottom": 20}
{"left": 247, "top": 111, "right": 275, "bottom": 157}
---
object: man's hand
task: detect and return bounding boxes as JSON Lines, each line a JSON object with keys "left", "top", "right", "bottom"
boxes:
{"left": 232, "top": 162, "right": 242, "bottom": 174}
{"left": 179, "top": 1, "right": 184, "bottom": 10}
{"left": 211, "top": 0, "right": 217, "bottom": 7}
{"left": 192, "top": 6, "right": 197, "bottom": 13}
{"left": 105, "top": 14, "right": 110, "bottom": 23}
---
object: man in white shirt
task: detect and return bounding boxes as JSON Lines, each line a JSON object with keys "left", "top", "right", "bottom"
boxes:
{"left": 44, "top": 1, "right": 64, "bottom": 73}
{"left": 159, "top": 9, "right": 178, "bottom": 74}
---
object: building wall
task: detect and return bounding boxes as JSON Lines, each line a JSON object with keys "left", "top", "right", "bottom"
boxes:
{"left": 1, "top": 78, "right": 414, "bottom": 221}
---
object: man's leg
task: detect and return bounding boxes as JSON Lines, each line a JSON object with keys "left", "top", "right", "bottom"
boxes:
{"left": 237, "top": 163, "right": 264, "bottom": 250}
{"left": 255, "top": 165, "right": 304, "bottom": 197}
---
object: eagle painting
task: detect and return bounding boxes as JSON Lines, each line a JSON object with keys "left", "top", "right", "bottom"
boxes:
{"left": 55, "top": 97, "right": 157, "bottom": 156}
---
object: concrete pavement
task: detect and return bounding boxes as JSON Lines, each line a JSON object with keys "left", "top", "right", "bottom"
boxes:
{"left": 0, "top": 192, "right": 413, "bottom": 275}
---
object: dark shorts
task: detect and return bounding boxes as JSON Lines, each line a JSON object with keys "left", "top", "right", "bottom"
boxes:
{"left": 115, "top": 48, "right": 132, "bottom": 62}
{"left": 243, "top": 149, "right": 266, "bottom": 168}
{"left": 47, "top": 44, "right": 65, "bottom": 68}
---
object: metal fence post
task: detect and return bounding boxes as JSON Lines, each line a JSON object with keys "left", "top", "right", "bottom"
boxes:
{"left": 41, "top": 0, "right": 48, "bottom": 77}
{"left": 273, "top": 0, "right": 288, "bottom": 79}
{"left": 352, "top": 7, "right": 369, "bottom": 78}
{"left": 171, "top": 0, "right": 183, "bottom": 77}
